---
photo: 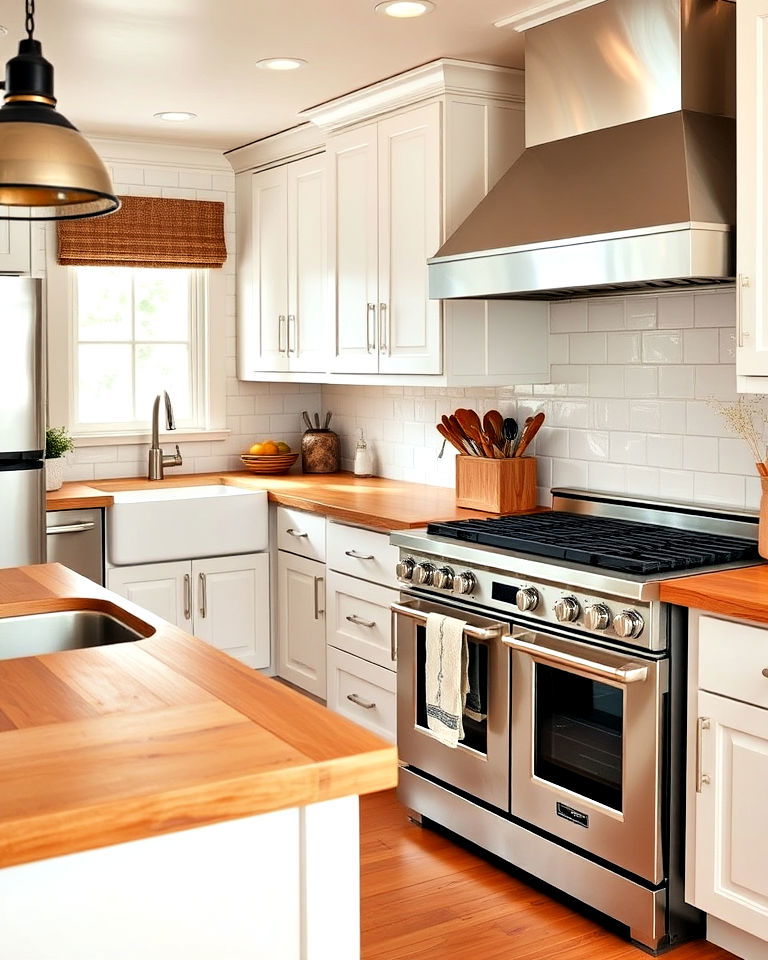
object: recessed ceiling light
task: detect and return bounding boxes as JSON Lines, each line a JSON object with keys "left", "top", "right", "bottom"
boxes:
{"left": 374, "top": 1, "right": 435, "bottom": 17}
{"left": 256, "top": 58, "right": 307, "bottom": 71}
{"left": 153, "top": 111, "right": 197, "bottom": 122}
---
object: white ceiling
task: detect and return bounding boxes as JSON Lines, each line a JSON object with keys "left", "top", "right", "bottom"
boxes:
{"left": 0, "top": 0, "right": 527, "bottom": 151}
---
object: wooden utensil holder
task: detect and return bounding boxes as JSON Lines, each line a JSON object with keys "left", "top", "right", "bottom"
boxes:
{"left": 455, "top": 456, "right": 537, "bottom": 514}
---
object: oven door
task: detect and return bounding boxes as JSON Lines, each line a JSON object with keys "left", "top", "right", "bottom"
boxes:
{"left": 507, "top": 627, "right": 667, "bottom": 885}
{"left": 394, "top": 594, "right": 511, "bottom": 811}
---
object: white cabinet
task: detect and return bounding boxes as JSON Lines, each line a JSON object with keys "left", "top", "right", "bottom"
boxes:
{"left": 239, "top": 156, "right": 327, "bottom": 375}
{"left": 328, "top": 104, "right": 441, "bottom": 375}
{"left": 0, "top": 214, "right": 30, "bottom": 274}
{"left": 326, "top": 570, "right": 398, "bottom": 671}
{"left": 737, "top": 0, "right": 768, "bottom": 389}
{"left": 327, "top": 646, "right": 396, "bottom": 743}
{"left": 277, "top": 550, "right": 326, "bottom": 698}
{"left": 107, "top": 553, "right": 270, "bottom": 669}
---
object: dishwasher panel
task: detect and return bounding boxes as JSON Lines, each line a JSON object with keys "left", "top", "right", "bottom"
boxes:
{"left": 46, "top": 509, "right": 104, "bottom": 585}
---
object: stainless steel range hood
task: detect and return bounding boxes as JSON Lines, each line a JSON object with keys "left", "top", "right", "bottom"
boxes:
{"left": 428, "top": 0, "right": 736, "bottom": 301}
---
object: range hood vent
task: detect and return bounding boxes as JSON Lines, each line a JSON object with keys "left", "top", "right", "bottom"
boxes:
{"left": 429, "top": 0, "right": 736, "bottom": 301}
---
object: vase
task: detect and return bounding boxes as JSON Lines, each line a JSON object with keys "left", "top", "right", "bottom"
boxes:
{"left": 760, "top": 477, "right": 768, "bottom": 560}
{"left": 45, "top": 458, "right": 64, "bottom": 492}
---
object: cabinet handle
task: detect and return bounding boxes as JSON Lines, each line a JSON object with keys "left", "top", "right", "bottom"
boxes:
{"left": 390, "top": 608, "right": 397, "bottom": 662}
{"left": 46, "top": 521, "right": 96, "bottom": 536}
{"left": 286, "top": 528, "right": 309, "bottom": 538}
{"left": 345, "top": 550, "right": 375, "bottom": 560}
{"left": 366, "top": 303, "right": 376, "bottom": 354}
{"left": 313, "top": 576, "right": 324, "bottom": 620}
{"left": 762, "top": 668, "right": 768, "bottom": 679}
{"left": 696, "top": 717, "right": 711, "bottom": 792}
{"left": 347, "top": 693, "right": 376, "bottom": 710}
{"left": 346, "top": 614, "right": 376, "bottom": 628}
{"left": 287, "top": 314, "right": 296, "bottom": 355}
{"left": 737, "top": 274, "right": 750, "bottom": 348}
{"left": 379, "top": 302, "right": 389, "bottom": 355}
{"left": 278, "top": 315, "right": 287, "bottom": 355}
{"left": 183, "top": 573, "right": 191, "bottom": 621}
{"left": 199, "top": 572, "right": 207, "bottom": 619}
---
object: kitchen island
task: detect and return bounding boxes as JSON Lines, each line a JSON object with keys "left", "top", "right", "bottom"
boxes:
{"left": 0, "top": 563, "right": 398, "bottom": 960}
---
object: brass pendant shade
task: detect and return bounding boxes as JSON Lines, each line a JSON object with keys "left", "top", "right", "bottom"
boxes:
{"left": 0, "top": 26, "right": 119, "bottom": 221}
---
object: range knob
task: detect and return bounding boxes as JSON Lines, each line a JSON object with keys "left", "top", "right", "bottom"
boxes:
{"left": 613, "top": 610, "right": 645, "bottom": 639}
{"left": 554, "top": 595, "right": 580, "bottom": 623}
{"left": 455, "top": 571, "right": 476, "bottom": 595}
{"left": 395, "top": 557, "right": 415, "bottom": 581}
{"left": 433, "top": 566, "right": 455, "bottom": 590}
{"left": 516, "top": 587, "right": 540, "bottom": 613}
{"left": 585, "top": 603, "right": 612, "bottom": 631}
{"left": 412, "top": 562, "right": 436, "bottom": 586}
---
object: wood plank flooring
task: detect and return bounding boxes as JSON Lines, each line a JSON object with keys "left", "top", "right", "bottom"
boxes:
{"left": 360, "top": 790, "right": 735, "bottom": 960}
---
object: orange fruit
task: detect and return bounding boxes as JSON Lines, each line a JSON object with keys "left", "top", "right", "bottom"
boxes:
{"left": 261, "top": 441, "right": 279, "bottom": 455}
{"left": 249, "top": 442, "right": 263, "bottom": 455}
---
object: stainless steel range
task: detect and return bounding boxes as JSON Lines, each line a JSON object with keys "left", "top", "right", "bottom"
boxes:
{"left": 390, "top": 489, "right": 761, "bottom": 953}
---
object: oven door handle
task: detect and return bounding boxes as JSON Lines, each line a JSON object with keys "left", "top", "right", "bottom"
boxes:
{"left": 503, "top": 633, "right": 648, "bottom": 685}
{"left": 390, "top": 600, "right": 509, "bottom": 641}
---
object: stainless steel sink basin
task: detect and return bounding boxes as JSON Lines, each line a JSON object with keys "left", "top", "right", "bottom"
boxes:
{"left": 0, "top": 609, "right": 150, "bottom": 661}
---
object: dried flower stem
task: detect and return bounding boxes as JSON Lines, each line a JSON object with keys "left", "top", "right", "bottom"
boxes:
{"left": 708, "top": 395, "right": 768, "bottom": 474}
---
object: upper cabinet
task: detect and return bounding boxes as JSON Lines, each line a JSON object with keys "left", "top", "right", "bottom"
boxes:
{"left": 232, "top": 60, "right": 549, "bottom": 387}
{"left": 0, "top": 212, "right": 30, "bottom": 274}
{"left": 737, "top": 0, "right": 768, "bottom": 390}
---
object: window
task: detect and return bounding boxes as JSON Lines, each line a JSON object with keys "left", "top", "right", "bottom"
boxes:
{"left": 71, "top": 266, "right": 206, "bottom": 434}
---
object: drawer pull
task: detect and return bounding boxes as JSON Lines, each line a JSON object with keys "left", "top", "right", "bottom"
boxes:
{"left": 696, "top": 717, "right": 711, "bottom": 792}
{"left": 183, "top": 573, "right": 191, "bottom": 621}
{"left": 346, "top": 614, "right": 376, "bottom": 628}
{"left": 763, "top": 668, "right": 768, "bottom": 679}
{"left": 345, "top": 550, "right": 375, "bottom": 560}
{"left": 313, "top": 576, "right": 324, "bottom": 620}
{"left": 46, "top": 521, "right": 96, "bottom": 535}
{"left": 286, "top": 528, "right": 309, "bottom": 538}
{"left": 347, "top": 693, "right": 376, "bottom": 710}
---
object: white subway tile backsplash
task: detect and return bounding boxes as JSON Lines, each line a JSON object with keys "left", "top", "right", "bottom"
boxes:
{"left": 588, "top": 461, "right": 626, "bottom": 492}
{"left": 682, "top": 435, "right": 718, "bottom": 472}
{"left": 658, "top": 365, "right": 696, "bottom": 398}
{"left": 590, "top": 398, "right": 630, "bottom": 431}
{"left": 609, "top": 432, "right": 646, "bottom": 465}
{"left": 658, "top": 294, "right": 693, "bottom": 329}
{"left": 629, "top": 400, "right": 660, "bottom": 433}
{"left": 588, "top": 298, "right": 626, "bottom": 331}
{"left": 569, "top": 429, "right": 610, "bottom": 461}
{"left": 549, "top": 334, "right": 569, "bottom": 364}
{"left": 658, "top": 469, "right": 695, "bottom": 501}
{"left": 590, "top": 365, "right": 625, "bottom": 397}
{"left": 624, "top": 365, "right": 658, "bottom": 398}
{"left": 694, "top": 290, "right": 736, "bottom": 327}
{"left": 550, "top": 300, "right": 587, "bottom": 333}
{"left": 570, "top": 332, "right": 607, "bottom": 365}
{"left": 607, "top": 332, "right": 642, "bottom": 364}
{"left": 642, "top": 331, "right": 683, "bottom": 364}
{"left": 693, "top": 471, "right": 745, "bottom": 506}
{"left": 626, "top": 298, "right": 657, "bottom": 330}
{"left": 552, "top": 458, "right": 588, "bottom": 488}
{"left": 646, "top": 434, "right": 683, "bottom": 469}
{"left": 625, "top": 465, "right": 660, "bottom": 496}
{"left": 719, "top": 327, "right": 737, "bottom": 364}
{"left": 683, "top": 328, "right": 719, "bottom": 364}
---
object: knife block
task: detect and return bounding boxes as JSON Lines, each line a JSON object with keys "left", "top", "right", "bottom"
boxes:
{"left": 455, "top": 456, "right": 537, "bottom": 514}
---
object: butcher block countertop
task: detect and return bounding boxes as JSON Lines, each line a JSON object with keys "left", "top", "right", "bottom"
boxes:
{"left": 46, "top": 470, "right": 530, "bottom": 528}
{"left": 660, "top": 563, "right": 768, "bottom": 625}
{"left": 0, "top": 563, "right": 397, "bottom": 870}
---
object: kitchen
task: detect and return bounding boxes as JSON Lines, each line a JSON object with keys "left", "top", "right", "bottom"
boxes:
{"left": 0, "top": 0, "right": 766, "bottom": 958}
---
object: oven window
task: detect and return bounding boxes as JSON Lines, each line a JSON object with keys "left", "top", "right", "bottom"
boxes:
{"left": 534, "top": 664, "right": 623, "bottom": 811}
{"left": 415, "top": 627, "right": 489, "bottom": 755}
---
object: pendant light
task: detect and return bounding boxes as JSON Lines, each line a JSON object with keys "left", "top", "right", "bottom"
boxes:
{"left": 0, "top": 0, "right": 119, "bottom": 220}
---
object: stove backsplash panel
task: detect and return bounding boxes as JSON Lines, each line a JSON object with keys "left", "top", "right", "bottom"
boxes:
{"left": 324, "top": 288, "right": 755, "bottom": 510}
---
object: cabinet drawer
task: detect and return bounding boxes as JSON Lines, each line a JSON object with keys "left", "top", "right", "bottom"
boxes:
{"left": 327, "top": 521, "right": 399, "bottom": 587}
{"left": 699, "top": 615, "right": 768, "bottom": 709}
{"left": 327, "top": 646, "right": 396, "bottom": 742}
{"left": 276, "top": 506, "right": 326, "bottom": 562}
{"left": 326, "top": 570, "right": 398, "bottom": 671}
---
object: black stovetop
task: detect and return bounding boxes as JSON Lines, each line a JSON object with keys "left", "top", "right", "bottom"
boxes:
{"left": 426, "top": 512, "right": 759, "bottom": 575}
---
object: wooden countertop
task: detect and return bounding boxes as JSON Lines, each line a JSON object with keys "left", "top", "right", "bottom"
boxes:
{"left": 47, "top": 471, "right": 537, "bottom": 529}
{"left": 660, "top": 563, "right": 768, "bottom": 624}
{"left": 0, "top": 563, "right": 397, "bottom": 870}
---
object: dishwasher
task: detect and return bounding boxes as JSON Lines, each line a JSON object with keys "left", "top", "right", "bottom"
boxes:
{"left": 46, "top": 509, "right": 104, "bottom": 585}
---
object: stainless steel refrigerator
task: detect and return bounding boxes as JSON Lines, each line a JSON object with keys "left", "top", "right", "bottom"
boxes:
{"left": 0, "top": 277, "right": 45, "bottom": 567}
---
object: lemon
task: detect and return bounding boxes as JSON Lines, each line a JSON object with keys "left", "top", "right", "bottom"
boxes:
{"left": 276, "top": 442, "right": 291, "bottom": 453}
{"left": 249, "top": 442, "right": 263, "bottom": 455}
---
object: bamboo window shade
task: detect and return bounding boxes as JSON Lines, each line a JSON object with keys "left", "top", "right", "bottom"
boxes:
{"left": 56, "top": 196, "right": 227, "bottom": 269}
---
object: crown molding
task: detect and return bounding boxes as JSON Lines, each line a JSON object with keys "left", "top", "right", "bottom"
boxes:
{"left": 495, "top": 0, "right": 607, "bottom": 32}
{"left": 299, "top": 59, "right": 524, "bottom": 134}
{"left": 226, "top": 124, "right": 325, "bottom": 174}
{"left": 88, "top": 136, "right": 231, "bottom": 171}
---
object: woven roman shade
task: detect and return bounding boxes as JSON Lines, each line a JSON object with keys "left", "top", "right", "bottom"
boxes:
{"left": 56, "top": 195, "right": 227, "bottom": 268}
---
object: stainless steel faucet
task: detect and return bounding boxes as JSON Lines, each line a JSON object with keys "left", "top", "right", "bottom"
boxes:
{"left": 148, "top": 391, "right": 183, "bottom": 480}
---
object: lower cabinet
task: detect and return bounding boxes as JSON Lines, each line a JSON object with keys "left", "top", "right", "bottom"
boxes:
{"left": 327, "top": 646, "right": 396, "bottom": 743}
{"left": 277, "top": 550, "right": 327, "bottom": 698}
{"left": 107, "top": 553, "right": 270, "bottom": 669}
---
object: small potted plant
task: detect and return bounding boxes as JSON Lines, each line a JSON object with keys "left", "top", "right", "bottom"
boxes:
{"left": 45, "top": 426, "right": 74, "bottom": 492}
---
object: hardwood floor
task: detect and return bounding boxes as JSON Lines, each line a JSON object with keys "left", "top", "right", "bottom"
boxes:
{"left": 360, "top": 790, "right": 735, "bottom": 960}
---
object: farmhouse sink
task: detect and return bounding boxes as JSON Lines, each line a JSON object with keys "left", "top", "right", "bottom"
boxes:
{"left": 0, "top": 609, "right": 148, "bottom": 661}
{"left": 106, "top": 484, "right": 268, "bottom": 565}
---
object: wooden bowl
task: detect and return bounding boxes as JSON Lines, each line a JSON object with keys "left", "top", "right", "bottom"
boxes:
{"left": 240, "top": 453, "right": 298, "bottom": 475}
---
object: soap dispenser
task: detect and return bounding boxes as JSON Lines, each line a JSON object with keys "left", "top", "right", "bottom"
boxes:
{"left": 353, "top": 428, "right": 374, "bottom": 478}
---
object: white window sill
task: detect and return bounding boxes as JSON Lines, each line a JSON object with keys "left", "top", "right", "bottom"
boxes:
{"left": 73, "top": 429, "right": 231, "bottom": 448}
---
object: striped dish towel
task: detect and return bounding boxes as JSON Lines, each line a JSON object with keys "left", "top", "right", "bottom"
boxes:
{"left": 425, "top": 612, "right": 469, "bottom": 748}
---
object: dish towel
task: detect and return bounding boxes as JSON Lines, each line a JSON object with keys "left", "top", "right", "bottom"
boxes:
{"left": 464, "top": 642, "right": 487, "bottom": 723}
{"left": 425, "top": 612, "right": 469, "bottom": 748}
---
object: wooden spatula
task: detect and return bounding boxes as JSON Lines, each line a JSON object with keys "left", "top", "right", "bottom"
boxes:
{"left": 515, "top": 412, "right": 545, "bottom": 458}
{"left": 483, "top": 410, "right": 504, "bottom": 446}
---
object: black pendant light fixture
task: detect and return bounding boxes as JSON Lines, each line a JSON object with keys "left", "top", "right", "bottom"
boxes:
{"left": 0, "top": 0, "right": 119, "bottom": 220}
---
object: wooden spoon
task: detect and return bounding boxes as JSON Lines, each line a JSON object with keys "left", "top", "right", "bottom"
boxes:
{"left": 446, "top": 415, "right": 480, "bottom": 455}
{"left": 437, "top": 422, "right": 469, "bottom": 455}
{"left": 515, "top": 412, "right": 545, "bottom": 458}
{"left": 455, "top": 408, "right": 498, "bottom": 458}
{"left": 483, "top": 410, "right": 504, "bottom": 446}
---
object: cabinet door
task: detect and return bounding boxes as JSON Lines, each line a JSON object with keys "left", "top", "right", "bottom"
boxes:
{"left": 287, "top": 155, "right": 327, "bottom": 373}
{"left": 192, "top": 553, "right": 270, "bottom": 670}
{"left": 276, "top": 551, "right": 326, "bottom": 697}
{"left": 327, "top": 123, "right": 379, "bottom": 373}
{"left": 377, "top": 103, "right": 442, "bottom": 375}
{"left": 0, "top": 213, "right": 30, "bottom": 273}
{"left": 107, "top": 561, "right": 190, "bottom": 628}
{"left": 694, "top": 690, "right": 768, "bottom": 941}
{"left": 251, "top": 166, "right": 289, "bottom": 372}
{"left": 737, "top": 0, "right": 768, "bottom": 383}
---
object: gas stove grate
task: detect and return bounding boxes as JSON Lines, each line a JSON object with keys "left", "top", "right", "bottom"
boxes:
{"left": 425, "top": 513, "right": 759, "bottom": 574}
